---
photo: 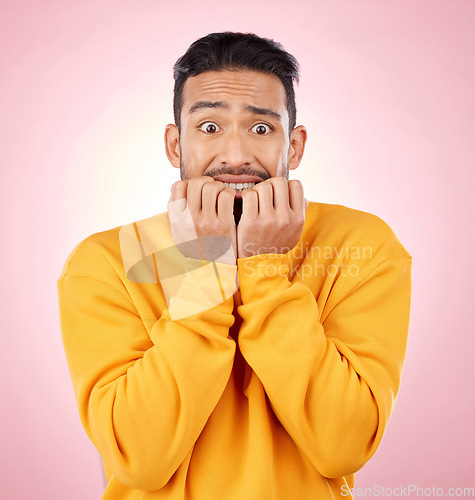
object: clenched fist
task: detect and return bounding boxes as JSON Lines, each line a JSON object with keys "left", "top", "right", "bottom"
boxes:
{"left": 168, "top": 176, "right": 237, "bottom": 263}
{"left": 237, "top": 177, "right": 306, "bottom": 258}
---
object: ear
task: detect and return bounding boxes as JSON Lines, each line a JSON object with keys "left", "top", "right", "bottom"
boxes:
{"left": 288, "top": 125, "right": 307, "bottom": 171}
{"left": 164, "top": 124, "right": 181, "bottom": 169}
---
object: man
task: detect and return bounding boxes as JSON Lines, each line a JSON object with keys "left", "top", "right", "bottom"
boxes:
{"left": 57, "top": 32, "right": 412, "bottom": 499}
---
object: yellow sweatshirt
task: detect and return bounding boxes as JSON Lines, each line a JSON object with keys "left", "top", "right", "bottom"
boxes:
{"left": 57, "top": 201, "right": 412, "bottom": 499}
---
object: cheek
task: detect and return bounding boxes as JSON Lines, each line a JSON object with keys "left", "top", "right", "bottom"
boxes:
{"left": 181, "top": 142, "right": 215, "bottom": 174}
{"left": 256, "top": 144, "right": 288, "bottom": 171}
{"left": 187, "top": 145, "right": 213, "bottom": 167}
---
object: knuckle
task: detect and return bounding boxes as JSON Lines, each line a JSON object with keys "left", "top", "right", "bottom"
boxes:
{"left": 197, "top": 219, "right": 211, "bottom": 233}
{"left": 201, "top": 176, "right": 215, "bottom": 187}
{"left": 192, "top": 177, "right": 210, "bottom": 189}
{"left": 280, "top": 216, "right": 291, "bottom": 226}
{"left": 171, "top": 180, "right": 185, "bottom": 191}
{"left": 186, "top": 179, "right": 197, "bottom": 192}
{"left": 294, "top": 218, "right": 304, "bottom": 229}
{"left": 289, "top": 179, "right": 303, "bottom": 191}
{"left": 201, "top": 181, "right": 214, "bottom": 193}
{"left": 268, "top": 176, "right": 283, "bottom": 186}
{"left": 288, "top": 179, "right": 301, "bottom": 186}
{"left": 295, "top": 212, "right": 305, "bottom": 224}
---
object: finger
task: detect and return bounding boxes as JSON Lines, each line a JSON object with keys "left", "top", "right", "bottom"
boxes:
{"left": 288, "top": 179, "right": 305, "bottom": 214}
{"left": 201, "top": 181, "right": 224, "bottom": 219}
{"left": 187, "top": 176, "right": 214, "bottom": 214}
{"left": 252, "top": 180, "right": 274, "bottom": 217}
{"left": 217, "top": 187, "right": 236, "bottom": 221}
{"left": 267, "top": 177, "right": 290, "bottom": 215}
{"left": 168, "top": 180, "right": 188, "bottom": 213}
{"left": 169, "top": 180, "right": 188, "bottom": 202}
{"left": 241, "top": 188, "right": 258, "bottom": 220}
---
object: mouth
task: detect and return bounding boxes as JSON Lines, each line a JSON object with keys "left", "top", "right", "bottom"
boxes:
{"left": 212, "top": 175, "right": 265, "bottom": 199}
{"left": 223, "top": 181, "right": 258, "bottom": 195}
{"left": 225, "top": 182, "right": 259, "bottom": 201}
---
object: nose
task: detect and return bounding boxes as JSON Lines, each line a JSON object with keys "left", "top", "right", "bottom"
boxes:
{"left": 217, "top": 129, "right": 254, "bottom": 169}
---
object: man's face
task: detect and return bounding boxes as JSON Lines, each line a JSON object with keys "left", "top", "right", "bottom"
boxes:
{"left": 176, "top": 69, "right": 294, "bottom": 188}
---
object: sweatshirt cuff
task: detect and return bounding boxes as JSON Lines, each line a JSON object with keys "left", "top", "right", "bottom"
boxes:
{"left": 237, "top": 253, "right": 292, "bottom": 304}
{"left": 164, "top": 260, "right": 237, "bottom": 321}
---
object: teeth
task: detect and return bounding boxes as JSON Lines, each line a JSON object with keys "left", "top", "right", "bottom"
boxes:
{"left": 223, "top": 182, "right": 256, "bottom": 190}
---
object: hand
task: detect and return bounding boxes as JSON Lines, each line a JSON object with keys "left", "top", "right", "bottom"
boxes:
{"left": 168, "top": 176, "right": 238, "bottom": 262}
{"left": 237, "top": 177, "right": 306, "bottom": 258}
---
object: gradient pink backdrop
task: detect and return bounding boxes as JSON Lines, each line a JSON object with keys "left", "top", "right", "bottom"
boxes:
{"left": 1, "top": 1, "right": 474, "bottom": 498}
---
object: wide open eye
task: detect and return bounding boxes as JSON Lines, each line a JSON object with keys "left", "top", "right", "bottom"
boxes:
{"left": 198, "top": 122, "right": 220, "bottom": 134}
{"left": 251, "top": 123, "right": 273, "bottom": 135}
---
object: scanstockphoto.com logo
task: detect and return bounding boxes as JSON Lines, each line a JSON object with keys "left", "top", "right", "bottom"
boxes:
{"left": 341, "top": 484, "right": 475, "bottom": 497}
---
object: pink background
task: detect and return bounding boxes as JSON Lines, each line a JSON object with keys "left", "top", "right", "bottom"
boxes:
{"left": 1, "top": 0, "right": 474, "bottom": 498}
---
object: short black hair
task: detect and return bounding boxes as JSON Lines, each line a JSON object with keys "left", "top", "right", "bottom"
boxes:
{"left": 172, "top": 31, "right": 300, "bottom": 135}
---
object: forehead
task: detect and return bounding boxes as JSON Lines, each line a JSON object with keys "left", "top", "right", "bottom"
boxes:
{"left": 181, "top": 69, "right": 287, "bottom": 117}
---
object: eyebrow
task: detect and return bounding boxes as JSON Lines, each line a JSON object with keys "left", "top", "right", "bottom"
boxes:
{"left": 188, "top": 100, "right": 282, "bottom": 121}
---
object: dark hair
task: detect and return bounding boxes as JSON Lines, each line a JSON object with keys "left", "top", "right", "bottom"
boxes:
{"left": 172, "top": 31, "right": 300, "bottom": 135}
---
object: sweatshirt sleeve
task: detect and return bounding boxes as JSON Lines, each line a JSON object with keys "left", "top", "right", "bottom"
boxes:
{"left": 57, "top": 235, "right": 236, "bottom": 491}
{"left": 236, "top": 228, "right": 412, "bottom": 479}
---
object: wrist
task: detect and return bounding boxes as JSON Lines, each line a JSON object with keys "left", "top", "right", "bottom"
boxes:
{"left": 237, "top": 253, "right": 291, "bottom": 304}
{"left": 166, "top": 260, "right": 237, "bottom": 320}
